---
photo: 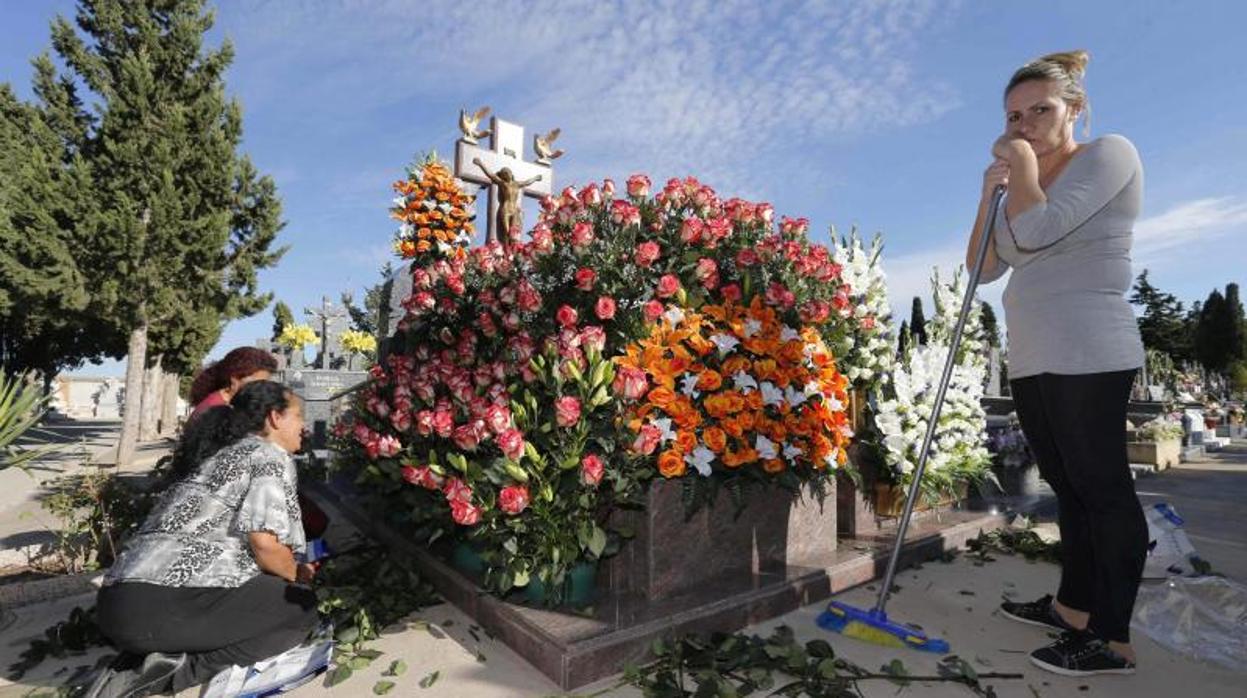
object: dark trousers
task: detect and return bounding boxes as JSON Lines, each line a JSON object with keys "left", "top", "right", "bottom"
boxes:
{"left": 1010, "top": 370, "right": 1147, "bottom": 643}
{"left": 97, "top": 575, "right": 319, "bottom": 690}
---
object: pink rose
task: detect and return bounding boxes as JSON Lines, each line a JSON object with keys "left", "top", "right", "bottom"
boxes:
{"left": 580, "top": 325, "right": 606, "bottom": 352}
{"left": 736, "top": 249, "right": 759, "bottom": 267}
{"left": 445, "top": 272, "right": 466, "bottom": 296}
{"left": 595, "top": 296, "right": 616, "bottom": 320}
{"left": 861, "top": 315, "right": 876, "bottom": 331}
{"left": 443, "top": 477, "right": 472, "bottom": 503}
{"left": 450, "top": 499, "right": 482, "bottom": 526}
{"left": 580, "top": 184, "right": 602, "bottom": 207}
{"left": 602, "top": 178, "right": 616, "bottom": 198}
{"left": 401, "top": 464, "right": 442, "bottom": 490}
{"left": 626, "top": 174, "right": 651, "bottom": 198}
{"left": 643, "top": 300, "right": 664, "bottom": 322}
{"left": 574, "top": 267, "right": 597, "bottom": 291}
{"left": 572, "top": 222, "right": 595, "bottom": 249}
{"left": 613, "top": 366, "right": 649, "bottom": 400}
{"left": 415, "top": 410, "right": 435, "bottom": 436}
{"left": 390, "top": 409, "right": 412, "bottom": 433}
{"left": 630, "top": 423, "right": 662, "bottom": 456}
{"left": 758, "top": 203, "right": 774, "bottom": 223}
{"left": 376, "top": 435, "right": 402, "bottom": 458}
{"left": 694, "top": 257, "right": 717, "bottom": 283}
{"left": 634, "top": 241, "right": 661, "bottom": 268}
{"left": 555, "top": 396, "right": 582, "bottom": 427}
{"left": 581, "top": 453, "right": 605, "bottom": 486}
{"left": 656, "top": 274, "right": 681, "bottom": 299}
{"left": 516, "top": 281, "right": 542, "bottom": 312}
{"left": 485, "top": 403, "right": 512, "bottom": 434}
{"left": 720, "top": 283, "right": 742, "bottom": 303}
{"left": 452, "top": 423, "right": 482, "bottom": 451}
{"left": 556, "top": 304, "right": 579, "bottom": 328}
{"left": 498, "top": 484, "right": 530, "bottom": 515}
{"left": 497, "top": 427, "right": 526, "bottom": 460}
{"left": 680, "top": 218, "right": 704, "bottom": 244}
{"left": 530, "top": 224, "right": 554, "bottom": 254}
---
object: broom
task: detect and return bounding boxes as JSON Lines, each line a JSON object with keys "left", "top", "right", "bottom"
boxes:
{"left": 816, "top": 185, "right": 1006, "bottom": 653}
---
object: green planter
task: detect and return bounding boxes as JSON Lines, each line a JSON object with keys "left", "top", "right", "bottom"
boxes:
{"left": 522, "top": 562, "right": 598, "bottom": 607}
{"left": 450, "top": 541, "right": 487, "bottom": 579}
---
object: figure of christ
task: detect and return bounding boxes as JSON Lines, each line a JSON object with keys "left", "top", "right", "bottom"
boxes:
{"left": 473, "top": 157, "right": 543, "bottom": 240}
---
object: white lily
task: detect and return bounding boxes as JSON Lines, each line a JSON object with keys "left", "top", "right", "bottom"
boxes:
{"left": 679, "top": 373, "right": 701, "bottom": 399}
{"left": 652, "top": 417, "right": 676, "bottom": 443}
{"left": 756, "top": 434, "right": 777, "bottom": 460}
{"left": 710, "top": 333, "right": 739, "bottom": 356}
{"left": 684, "top": 446, "right": 716, "bottom": 477}
{"left": 760, "top": 381, "right": 785, "bottom": 407}
{"left": 664, "top": 307, "right": 686, "bottom": 326}
{"left": 782, "top": 441, "right": 802, "bottom": 462}
{"left": 784, "top": 385, "right": 808, "bottom": 408}
{"left": 732, "top": 371, "right": 758, "bottom": 393}
{"left": 780, "top": 326, "right": 801, "bottom": 342}
{"left": 743, "top": 319, "right": 762, "bottom": 337}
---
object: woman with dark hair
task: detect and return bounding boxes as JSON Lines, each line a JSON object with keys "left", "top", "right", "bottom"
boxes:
{"left": 187, "top": 347, "right": 279, "bottom": 423}
{"left": 970, "top": 50, "right": 1147, "bottom": 677}
{"left": 87, "top": 381, "right": 319, "bottom": 697}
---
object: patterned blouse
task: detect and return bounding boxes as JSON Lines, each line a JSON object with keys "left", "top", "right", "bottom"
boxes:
{"left": 105, "top": 435, "right": 305, "bottom": 588}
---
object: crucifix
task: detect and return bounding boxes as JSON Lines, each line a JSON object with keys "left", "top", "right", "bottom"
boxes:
{"left": 304, "top": 296, "right": 346, "bottom": 369}
{"left": 454, "top": 110, "right": 557, "bottom": 243}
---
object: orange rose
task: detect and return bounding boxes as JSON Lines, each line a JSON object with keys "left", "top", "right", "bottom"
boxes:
{"left": 736, "top": 410, "right": 756, "bottom": 432}
{"left": 658, "top": 449, "right": 686, "bottom": 478}
{"left": 675, "top": 430, "right": 698, "bottom": 454}
{"left": 721, "top": 417, "right": 744, "bottom": 438}
{"left": 647, "top": 386, "right": 679, "bottom": 409}
{"left": 697, "top": 370, "right": 723, "bottom": 391}
{"left": 703, "top": 427, "right": 728, "bottom": 453}
{"left": 722, "top": 447, "right": 759, "bottom": 468}
{"left": 722, "top": 356, "right": 751, "bottom": 375}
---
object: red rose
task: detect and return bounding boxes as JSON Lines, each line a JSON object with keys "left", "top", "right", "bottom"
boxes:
{"left": 572, "top": 222, "right": 595, "bottom": 248}
{"left": 497, "top": 428, "right": 525, "bottom": 460}
{"left": 736, "top": 249, "right": 760, "bottom": 267}
{"left": 450, "top": 499, "right": 482, "bottom": 526}
{"left": 485, "top": 403, "right": 512, "bottom": 434}
{"left": 581, "top": 453, "right": 605, "bottom": 486}
{"left": 634, "top": 241, "right": 661, "bottom": 268}
{"left": 720, "top": 284, "right": 742, "bottom": 303}
{"left": 575, "top": 267, "right": 597, "bottom": 291}
{"left": 556, "top": 304, "right": 579, "bottom": 328}
{"left": 680, "top": 218, "right": 704, "bottom": 244}
{"left": 498, "top": 484, "right": 530, "bottom": 515}
{"left": 580, "top": 325, "right": 606, "bottom": 352}
{"left": 656, "top": 274, "right": 681, "bottom": 299}
{"left": 401, "top": 464, "right": 442, "bottom": 490}
{"left": 555, "top": 396, "right": 582, "bottom": 427}
{"left": 595, "top": 296, "right": 616, "bottom": 320}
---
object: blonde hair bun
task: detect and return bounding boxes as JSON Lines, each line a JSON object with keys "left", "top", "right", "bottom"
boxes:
{"left": 1037, "top": 50, "right": 1090, "bottom": 81}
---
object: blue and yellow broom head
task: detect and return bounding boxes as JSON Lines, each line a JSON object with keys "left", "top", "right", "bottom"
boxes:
{"left": 816, "top": 600, "right": 950, "bottom": 654}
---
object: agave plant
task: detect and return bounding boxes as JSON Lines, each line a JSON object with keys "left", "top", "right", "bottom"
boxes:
{"left": 1, "top": 372, "right": 50, "bottom": 470}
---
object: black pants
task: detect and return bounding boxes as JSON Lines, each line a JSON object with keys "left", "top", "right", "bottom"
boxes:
{"left": 97, "top": 575, "right": 319, "bottom": 690}
{"left": 1010, "top": 370, "right": 1147, "bottom": 643}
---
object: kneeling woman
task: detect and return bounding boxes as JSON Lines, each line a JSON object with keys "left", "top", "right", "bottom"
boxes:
{"left": 89, "top": 381, "right": 319, "bottom": 697}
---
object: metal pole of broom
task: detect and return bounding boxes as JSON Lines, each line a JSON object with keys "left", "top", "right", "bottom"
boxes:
{"left": 872, "top": 184, "right": 1006, "bottom": 616}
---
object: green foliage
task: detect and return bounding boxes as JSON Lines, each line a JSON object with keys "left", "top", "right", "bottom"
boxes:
{"left": 1194, "top": 285, "right": 1247, "bottom": 374}
{"left": 272, "top": 301, "right": 295, "bottom": 341}
{"left": 966, "top": 527, "right": 1061, "bottom": 565}
{"left": 978, "top": 301, "right": 1000, "bottom": 349}
{"left": 909, "top": 297, "right": 927, "bottom": 346}
{"left": 0, "top": 372, "right": 50, "bottom": 470}
{"left": 1130, "top": 270, "right": 1191, "bottom": 363}
{"left": 37, "top": 466, "right": 160, "bottom": 573}
{"left": 621, "top": 626, "right": 1020, "bottom": 697}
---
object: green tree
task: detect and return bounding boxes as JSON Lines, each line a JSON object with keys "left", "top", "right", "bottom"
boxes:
{"left": 45, "top": 0, "right": 286, "bottom": 463}
{"left": 979, "top": 301, "right": 1000, "bottom": 349}
{"left": 1194, "top": 289, "right": 1230, "bottom": 373}
{"left": 1129, "top": 270, "right": 1190, "bottom": 361}
{"left": 896, "top": 319, "right": 910, "bottom": 356}
{"left": 342, "top": 262, "right": 393, "bottom": 336}
{"left": 1225, "top": 283, "right": 1246, "bottom": 365}
{"left": 272, "top": 300, "right": 295, "bottom": 341}
{"left": 909, "top": 297, "right": 927, "bottom": 346}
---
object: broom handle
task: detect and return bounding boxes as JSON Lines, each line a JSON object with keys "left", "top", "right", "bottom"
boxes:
{"left": 874, "top": 185, "right": 1006, "bottom": 615}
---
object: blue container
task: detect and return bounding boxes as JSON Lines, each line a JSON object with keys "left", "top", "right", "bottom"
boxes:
{"left": 522, "top": 562, "right": 597, "bottom": 607}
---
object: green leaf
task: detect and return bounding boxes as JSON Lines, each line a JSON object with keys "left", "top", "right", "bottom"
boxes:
{"left": 384, "top": 659, "right": 407, "bottom": 677}
{"left": 373, "top": 680, "right": 395, "bottom": 695}
{"left": 349, "top": 655, "right": 373, "bottom": 670}
{"left": 326, "top": 665, "right": 353, "bottom": 687}
{"left": 818, "top": 657, "right": 838, "bottom": 678}
{"left": 587, "top": 526, "right": 607, "bottom": 557}
{"left": 418, "top": 670, "right": 440, "bottom": 688}
{"left": 336, "top": 627, "right": 360, "bottom": 644}
{"left": 806, "top": 639, "right": 834, "bottom": 659}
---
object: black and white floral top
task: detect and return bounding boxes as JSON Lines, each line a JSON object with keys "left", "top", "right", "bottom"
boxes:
{"left": 105, "top": 435, "right": 305, "bottom": 588}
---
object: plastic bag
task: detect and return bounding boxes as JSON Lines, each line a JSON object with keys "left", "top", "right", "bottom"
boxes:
{"left": 1143, "top": 503, "right": 1203, "bottom": 579}
{"left": 1132, "top": 575, "right": 1247, "bottom": 672}
{"left": 200, "top": 633, "right": 334, "bottom": 698}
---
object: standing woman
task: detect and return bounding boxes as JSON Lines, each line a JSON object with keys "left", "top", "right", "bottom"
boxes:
{"left": 968, "top": 51, "right": 1148, "bottom": 676}
{"left": 88, "top": 381, "right": 319, "bottom": 697}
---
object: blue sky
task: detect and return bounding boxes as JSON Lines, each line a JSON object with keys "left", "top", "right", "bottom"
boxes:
{"left": 3, "top": 0, "right": 1245, "bottom": 377}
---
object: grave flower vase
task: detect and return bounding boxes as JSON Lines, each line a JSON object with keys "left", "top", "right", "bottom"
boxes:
{"left": 521, "top": 562, "right": 598, "bottom": 607}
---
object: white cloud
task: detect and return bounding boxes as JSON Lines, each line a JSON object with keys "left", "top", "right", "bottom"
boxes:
{"left": 1134, "top": 196, "right": 1247, "bottom": 262}
{"left": 222, "top": 0, "right": 961, "bottom": 197}
{"left": 882, "top": 238, "right": 1004, "bottom": 326}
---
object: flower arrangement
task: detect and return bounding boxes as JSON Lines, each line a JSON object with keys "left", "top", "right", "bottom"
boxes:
{"left": 872, "top": 268, "right": 991, "bottom": 502}
{"left": 277, "top": 323, "right": 319, "bottom": 351}
{"left": 987, "top": 418, "right": 1034, "bottom": 470}
{"left": 333, "top": 165, "right": 870, "bottom": 602}
{"left": 830, "top": 230, "right": 895, "bottom": 392}
{"left": 1137, "top": 417, "right": 1183, "bottom": 442}
{"left": 340, "top": 329, "right": 378, "bottom": 357}
{"left": 391, "top": 155, "right": 475, "bottom": 261}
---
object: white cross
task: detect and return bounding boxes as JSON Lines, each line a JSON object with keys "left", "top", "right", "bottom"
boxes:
{"left": 454, "top": 116, "right": 554, "bottom": 243}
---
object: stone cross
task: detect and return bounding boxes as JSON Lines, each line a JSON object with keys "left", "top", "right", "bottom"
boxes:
{"left": 454, "top": 115, "right": 554, "bottom": 243}
{"left": 304, "top": 296, "right": 347, "bottom": 369}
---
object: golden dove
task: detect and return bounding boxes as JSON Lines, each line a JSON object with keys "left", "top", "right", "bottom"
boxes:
{"left": 533, "top": 127, "right": 564, "bottom": 163}
{"left": 458, "top": 106, "right": 492, "bottom": 144}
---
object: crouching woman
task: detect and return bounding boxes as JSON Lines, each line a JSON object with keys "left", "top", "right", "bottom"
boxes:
{"left": 88, "top": 381, "right": 319, "bottom": 697}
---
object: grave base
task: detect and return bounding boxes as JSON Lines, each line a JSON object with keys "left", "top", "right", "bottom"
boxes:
{"left": 308, "top": 474, "right": 1044, "bottom": 689}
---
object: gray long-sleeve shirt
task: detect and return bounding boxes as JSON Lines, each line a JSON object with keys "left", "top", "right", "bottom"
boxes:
{"left": 981, "top": 134, "right": 1145, "bottom": 379}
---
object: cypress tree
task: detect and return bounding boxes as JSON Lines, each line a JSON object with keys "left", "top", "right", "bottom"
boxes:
{"left": 909, "top": 297, "right": 927, "bottom": 346}
{"left": 272, "top": 301, "right": 294, "bottom": 341}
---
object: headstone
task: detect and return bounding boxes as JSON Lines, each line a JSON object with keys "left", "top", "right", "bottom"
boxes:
{"left": 304, "top": 297, "right": 349, "bottom": 369}
{"left": 284, "top": 368, "right": 369, "bottom": 450}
